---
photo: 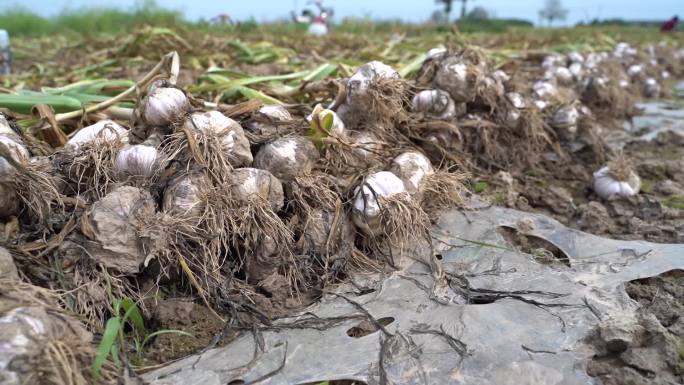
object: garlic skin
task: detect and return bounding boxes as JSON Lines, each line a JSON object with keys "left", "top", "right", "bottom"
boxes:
{"left": 352, "top": 171, "right": 406, "bottom": 220}
{"left": 66, "top": 120, "right": 127, "bottom": 150}
{"left": 347, "top": 61, "right": 400, "bottom": 103}
{"left": 183, "top": 110, "right": 253, "bottom": 167}
{"left": 389, "top": 152, "right": 434, "bottom": 196}
{"left": 593, "top": 166, "right": 641, "bottom": 200}
{"left": 411, "top": 89, "right": 457, "bottom": 120}
{"left": 0, "top": 135, "right": 30, "bottom": 177}
{"left": 143, "top": 87, "right": 189, "bottom": 126}
{"left": 115, "top": 144, "right": 159, "bottom": 178}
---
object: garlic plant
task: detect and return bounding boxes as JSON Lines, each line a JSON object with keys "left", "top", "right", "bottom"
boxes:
{"left": 142, "top": 85, "right": 189, "bottom": 126}
{"left": 411, "top": 89, "right": 457, "bottom": 120}
{"left": 593, "top": 158, "right": 641, "bottom": 200}
{"left": 229, "top": 168, "right": 284, "bottom": 211}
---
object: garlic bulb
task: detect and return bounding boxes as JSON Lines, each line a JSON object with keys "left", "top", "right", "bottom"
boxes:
{"left": 506, "top": 92, "right": 526, "bottom": 109}
{"left": 183, "top": 110, "right": 253, "bottom": 167}
{"left": 491, "top": 70, "right": 510, "bottom": 84}
{"left": 504, "top": 108, "right": 521, "bottom": 127}
{"left": 551, "top": 105, "right": 578, "bottom": 129}
{"left": 350, "top": 132, "right": 383, "bottom": 164}
{"left": 308, "top": 104, "right": 346, "bottom": 138}
{"left": 533, "top": 81, "right": 557, "bottom": 100}
{"left": 253, "top": 136, "right": 319, "bottom": 182}
{"left": 389, "top": 151, "right": 434, "bottom": 196}
{"left": 143, "top": 86, "right": 189, "bottom": 126}
{"left": 411, "top": 89, "right": 457, "bottom": 120}
{"left": 0, "top": 114, "right": 14, "bottom": 135}
{"left": 229, "top": 168, "right": 284, "bottom": 211}
{"left": 66, "top": 120, "right": 127, "bottom": 150}
{"left": 567, "top": 52, "right": 584, "bottom": 64}
{"left": 352, "top": 171, "right": 406, "bottom": 222}
{"left": 0, "top": 134, "right": 29, "bottom": 176}
{"left": 568, "top": 62, "right": 583, "bottom": 80}
{"left": 627, "top": 64, "right": 643, "bottom": 78}
{"left": 245, "top": 105, "right": 292, "bottom": 136}
{"left": 534, "top": 100, "right": 548, "bottom": 110}
{"left": 425, "top": 47, "right": 447, "bottom": 61}
{"left": 643, "top": 78, "right": 660, "bottom": 98}
{"left": 554, "top": 67, "right": 574, "bottom": 86}
{"left": 593, "top": 166, "right": 641, "bottom": 200}
{"left": 542, "top": 54, "right": 566, "bottom": 71}
{"left": 115, "top": 144, "right": 159, "bottom": 177}
{"left": 163, "top": 173, "right": 207, "bottom": 218}
{"left": 347, "top": 61, "right": 400, "bottom": 103}
{"left": 434, "top": 56, "right": 470, "bottom": 102}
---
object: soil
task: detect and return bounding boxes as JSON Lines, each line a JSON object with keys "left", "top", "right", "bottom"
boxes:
{"left": 480, "top": 130, "right": 684, "bottom": 244}
{"left": 587, "top": 270, "right": 684, "bottom": 385}
{"left": 143, "top": 299, "right": 232, "bottom": 366}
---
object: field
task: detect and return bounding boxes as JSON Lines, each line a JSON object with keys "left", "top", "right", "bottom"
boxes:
{"left": 1, "top": 7, "right": 683, "bottom": 385}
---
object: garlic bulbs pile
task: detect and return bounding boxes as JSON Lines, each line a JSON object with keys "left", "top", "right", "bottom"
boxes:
{"left": 352, "top": 171, "right": 407, "bottom": 235}
{"left": 593, "top": 160, "right": 641, "bottom": 200}
{"left": 389, "top": 151, "right": 434, "bottom": 197}
{"left": 66, "top": 120, "right": 127, "bottom": 150}
{"left": 183, "top": 110, "right": 253, "bottom": 167}
{"left": 142, "top": 86, "right": 189, "bottom": 126}
{"left": 253, "top": 136, "right": 319, "bottom": 182}
{"left": 411, "top": 89, "right": 457, "bottom": 120}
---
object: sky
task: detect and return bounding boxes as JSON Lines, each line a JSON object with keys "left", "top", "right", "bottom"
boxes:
{"left": 1, "top": 0, "right": 681, "bottom": 25}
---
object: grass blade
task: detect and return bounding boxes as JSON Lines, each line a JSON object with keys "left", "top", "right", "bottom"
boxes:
{"left": 92, "top": 317, "right": 121, "bottom": 379}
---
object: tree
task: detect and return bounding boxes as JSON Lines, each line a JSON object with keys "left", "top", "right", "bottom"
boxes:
{"left": 467, "top": 6, "right": 489, "bottom": 20}
{"left": 538, "top": 0, "right": 568, "bottom": 25}
{"left": 435, "top": 0, "right": 474, "bottom": 21}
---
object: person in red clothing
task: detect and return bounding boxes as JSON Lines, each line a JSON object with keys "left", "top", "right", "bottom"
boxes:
{"left": 661, "top": 16, "right": 679, "bottom": 32}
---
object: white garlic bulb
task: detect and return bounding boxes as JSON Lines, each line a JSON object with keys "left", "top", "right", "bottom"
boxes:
{"left": 425, "top": 47, "right": 447, "bottom": 61}
{"left": 411, "top": 89, "right": 457, "bottom": 120}
{"left": 390, "top": 151, "right": 434, "bottom": 196}
{"left": 183, "top": 110, "right": 253, "bottom": 167}
{"left": 0, "top": 114, "right": 14, "bottom": 135}
{"left": 229, "top": 168, "right": 284, "bottom": 211}
{"left": 491, "top": 70, "right": 510, "bottom": 84}
{"left": 434, "top": 57, "right": 470, "bottom": 102}
{"left": 0, "top": 134, "right": 29, "bottom": 176}
{"left": 143, "top": 86, "right": 189, "bottom": 126}
{"left": 246, "top": 104, "right": 293, "bottom": 136}
{"left": 568, "top": 62, "right": 583, "bottom": 80}
{"left": 66, "top": 120, "right": 127, "bottom": 150}
{"left": 253, "top": 136, "right": 319, "bottom": 182}
{"left": 551, "top": 105, "right": 579, "bottom": 129}
{"left": 115, "top": 144, "right": 159, "bottom": 177}
{"left": 643, "top": 78, "right": 660, "bottom": 98}
{"left": 506, "top": 92, "right": 526, "bottom": 109}
{"left": 567, "top": 52, "right": 584, "bottom": 64}
{"left": 163, "top": 174, "right": 206, "bottom": 218}
{"left": 554, "top": 67, "right": 574, "bottom": 86}
{"left": 593, "top": 166, "right": 641, "bottom": 200}
{"left": 533, "top": 81, "right": 557, "bottom": 100}
{"left": 353, "top": 171, "right": 406, "bottom": 220}
{"left": 347, "top": 61, "right": 400, "bottom": 103}
{"left": 534, "top": 100, "right": 548, "bottom": 110}
{"left": 627, "top": 64, "right": 643, "bottom": 78}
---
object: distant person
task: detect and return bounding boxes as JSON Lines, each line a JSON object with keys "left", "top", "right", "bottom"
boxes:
{"left": 661, "top": 16, "right": 678, "bottom": 32}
